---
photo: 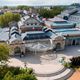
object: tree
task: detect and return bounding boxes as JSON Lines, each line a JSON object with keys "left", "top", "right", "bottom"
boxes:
{"left": 38, "top": 6, "right": 65, "bottom": 18}
{"left": 3, "top": 71, "right": 14, "bottom": 80}
{"left": 13, "top": 13, "right": 21, "bottom": 22}
{"left": 15, "top": 74, "right": 37, "bottom": 80}
{"left": 0, "top": 65, "right": 37, "bottom": 80}
{"left": 38, "top": 9, "right": 52, "bottom": 18}
{"left": 0, "top": 43, "right": 10, "bottom": 63}
{"left": 51, "top": 6, "right": 65, "bottom": 16}
{"left": 70, "top": 56, "right": 80, "bottom": 67}
{"left": 0, "top": 12, "right": 20, "bottom": 27}
{"left": 3, "top": 6, "right": 8, "bottom": 9}
{"left": 17, "top": 5, "right": 30, "bottom": 10}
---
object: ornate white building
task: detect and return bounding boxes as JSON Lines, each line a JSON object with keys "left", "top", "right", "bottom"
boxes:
{"left": 9, "top": 21, "right": 65, "bottom": 55}
{"left": 8, "top": 14, "right": 80, "bottom": 55}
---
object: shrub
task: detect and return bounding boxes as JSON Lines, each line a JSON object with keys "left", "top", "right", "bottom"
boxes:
{"left": 63, "top": 62, "right": 71, "bottom": 68}
{"left": 0, "top": 65, "right": 37, "bottom": 80}
{"left": 70, "top": 56, "right": 80, "bottom": 67}
{"left": 0, "top": 43, "right": 10, "bottom": 63}
{"left": 15, "top": 73, "right": 37, "bottom": 80}
{"left": 0, "top": 65, "right": 20, "bottom": 79}
{"left": 3, "top": 71, "right": 14, "bottom": 80}
{"left": 27, "top": 68, "right": 34, "bottom": 74}
{"left": 7, "top": 66, "right": 20, "bottom": 75}
{"left": 20, "top": 68, "right": 34, "bottom": 74}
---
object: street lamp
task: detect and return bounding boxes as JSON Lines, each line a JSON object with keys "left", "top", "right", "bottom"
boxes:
{"left": 24, "top": 61, "right": 27, "bottom": 69}
{"left": 53, "top": 47, "right": 57, "bottom": 58}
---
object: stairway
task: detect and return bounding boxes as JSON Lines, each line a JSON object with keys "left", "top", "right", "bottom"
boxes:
{"left": 36, "top": 67, "right": 74, "bottom": 80}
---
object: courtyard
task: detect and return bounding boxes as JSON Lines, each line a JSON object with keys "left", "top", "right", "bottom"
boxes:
{"left": 8, "top": 46, "right": 80, "bottom": 80}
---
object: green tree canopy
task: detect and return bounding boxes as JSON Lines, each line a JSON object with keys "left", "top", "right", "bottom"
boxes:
{"left": 0, "top": 65, "right": 37, "bottom": 80}
{"left": 3, "top": 71, "right": 14, "bottom": 80}
{"left": 0, "top": 12, "right": 20, "bottom": 27}
{"left": 3, "top": 6, "right": 8, "bottom": 9}
{"left": 38, "top": 6, "right": 65, "bottom": 18}
{"left": 17, "top": 5, "right": 30, "bottom": 10}
{"left": 0, "top": 43, "right": 10, "bottom": 63}
{"left": 15, "top": 74, "right": 37, "bottom": 80}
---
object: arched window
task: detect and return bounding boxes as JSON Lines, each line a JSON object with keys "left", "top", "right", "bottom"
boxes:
{"left": 31, "top": 23, "right": 33, "bottom": 25}
{"left": 14, "top": 46, "right": 21, "bottom": 54}
{"left": 63, "top": 16, "right": 68, "bottom": 20}
{"left": 56, "top": 43, "right": 61, "bottom": 50}
{"left": 27, "top": 22, "right": 29, "bottom": 25}
{"left": 72, "top": 40, "right": 75, "bottom": 45}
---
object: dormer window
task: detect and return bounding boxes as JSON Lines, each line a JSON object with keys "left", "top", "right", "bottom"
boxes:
{"left": 27, "top": 23, "right": 29, "bottom": 25}
{"left": 27, "top": 22, "right": 29, "bottom": 25}
{"left": 31, "top": 23, "right": 33, "bottom": 25}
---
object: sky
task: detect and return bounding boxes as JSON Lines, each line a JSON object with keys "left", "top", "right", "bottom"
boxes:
{"left": 0, "top": 0, "right": 80, "bottom": 6}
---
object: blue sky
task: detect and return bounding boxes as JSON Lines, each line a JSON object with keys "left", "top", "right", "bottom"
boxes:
{"left": 0, "top": 0, "right": 80, "bottom": 6}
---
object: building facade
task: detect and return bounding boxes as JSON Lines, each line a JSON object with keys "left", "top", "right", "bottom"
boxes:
{"left": 9, "top": 21, "right": 65, "bottom": 55}
{"left": 8, "top": 13, "right": 80, "bottom": 55}
{"left": 18, "top": 15, "right": 43, "bottom": 33}
{"left": 58, "top": 6, "right": 80, "bottom": 23}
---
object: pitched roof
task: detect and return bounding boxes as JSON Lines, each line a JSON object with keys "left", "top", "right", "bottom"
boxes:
{"left": 22, "top": 31, "right": 50, "bottom": 40}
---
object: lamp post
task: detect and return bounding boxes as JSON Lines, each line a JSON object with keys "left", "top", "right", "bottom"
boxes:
{"left": 24, "top": 61, "right": 27, "bottom": 69}
{"left": 53, "top": 47, "right": 57, "bottom": 58}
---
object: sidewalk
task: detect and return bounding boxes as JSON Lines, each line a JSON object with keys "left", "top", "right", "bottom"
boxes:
{"left": 68, "top": 70, "right": 80, "bottom": 80}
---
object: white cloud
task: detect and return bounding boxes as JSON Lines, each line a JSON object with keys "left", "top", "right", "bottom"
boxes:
{"left": 0, "top": 0, "right": 80, "bottom": 6}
